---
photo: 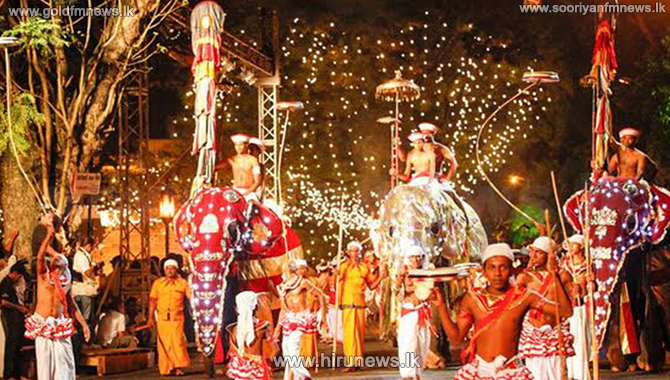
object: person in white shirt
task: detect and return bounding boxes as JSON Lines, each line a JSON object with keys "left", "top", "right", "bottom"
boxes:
{"left": 96, "top": 298, "right": 137, "bottom": 349}
{"left": 72, "top": 237, "right": 101, "bottom": 326}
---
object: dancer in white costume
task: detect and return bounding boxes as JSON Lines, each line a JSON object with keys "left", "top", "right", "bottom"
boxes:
{"left": 27, "top": 226, "right": 90, "bottom": 380}
{"left": 274, "top": 260, "right": 325, "bottom": 380}
{"left": 396, "top": 246, "right": 434, "bottom": 380}
{"left": 563, "top": 234, "right": 590, "bottom": 380}
{"left": 516, "top": 237, "right": 575, "bottom": 380}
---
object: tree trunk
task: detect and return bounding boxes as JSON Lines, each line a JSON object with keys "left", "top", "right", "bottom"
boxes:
{"left": 0, "top": 153, "right": 38, "bottom": 260}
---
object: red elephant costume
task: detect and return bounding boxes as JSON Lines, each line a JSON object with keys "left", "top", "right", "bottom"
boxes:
{"left": 564, "top": 178, "right": 670, "bottom": 364}
{"left": 174, "top": 187, "right": 301, "bottom": 359}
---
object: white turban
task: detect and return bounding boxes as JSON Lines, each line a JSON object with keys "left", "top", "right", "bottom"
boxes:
{"left": 235, "top": 291, "right": 258, "bottom": 355}
{"left": 406, "top": 245, "right": 425, "bottom": 257}
{"left": 347, "top": 241, "right": 362, "bottom": 251}
{"left": 231, "top": 134, "right": 250, "bottom": 143}
{"left": 568, "top": 234, "right": 584, "bottom": 246}
{"left": 482, "top": 243, "right": 514, "bottom": 264}
{"left": 619, "top": 127, "right": 641, "bottom": 139}
{"left": 530, "top": 236, "right": 557, "bottom": 254}
{"left": 163, "top": 259, "right": 179, "bottom": 270}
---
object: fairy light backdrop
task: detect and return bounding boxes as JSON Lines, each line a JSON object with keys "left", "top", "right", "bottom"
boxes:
{"left": 117, "top": 11, "right": 556, "bottom": 259}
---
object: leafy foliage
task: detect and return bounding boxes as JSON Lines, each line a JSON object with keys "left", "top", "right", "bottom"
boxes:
{"left": 508, "top": 204, "right": 543, "bottom": 247}
{"left": 3, "top": 17, "right": 70, "bottom": 57}
{"left": 0, "top": 93, "right": 43, "bottom": 155}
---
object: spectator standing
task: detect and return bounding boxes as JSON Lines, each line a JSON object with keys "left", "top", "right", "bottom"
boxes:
{"left": 0, "top": 261, "right": 28, "bottom": 380}
{"left": 72, "top": 237, "right": 100, "bottom": 325}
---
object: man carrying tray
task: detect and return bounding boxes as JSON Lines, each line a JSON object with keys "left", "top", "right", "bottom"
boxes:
{"left": 434, "top": 243, "right": 573, "bottom": 379}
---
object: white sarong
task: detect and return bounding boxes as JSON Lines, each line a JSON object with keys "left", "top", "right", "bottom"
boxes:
{"left": 454, "top": 356, "right": 533, "bottom": 380}
{"left": 326, "top": 306, "right": 343, "bottom": 343}
{"left": 567, "top": 305, "right": 590, "bottom": 380}
{"left": 280, "top": 311, "right": 314, "bottom": 380}
{"left": 25, "top": 314, "right": 76, "bottom": 380}
{"left": 233, "top": 186, "right": 260, "bottom": 203}
{"left": 519, "top": 316, "right": 574, "bottom": 380}
{"left": 397, "top": 302, "right": 431, "bottom": 379}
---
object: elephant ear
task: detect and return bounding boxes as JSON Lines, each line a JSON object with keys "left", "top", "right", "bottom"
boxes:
{"left": 246, "top": 203, "right": 284, "bottom": 255}
{"left": 564, "top": 190, "right": 584, "bottom": 233}
{"left": 649, "top": 184, "right": 670, "bottom": 244}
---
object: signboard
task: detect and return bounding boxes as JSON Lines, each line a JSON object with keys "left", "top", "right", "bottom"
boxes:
{"left": 74, "top": 172, "right": 101, "bottom": 196}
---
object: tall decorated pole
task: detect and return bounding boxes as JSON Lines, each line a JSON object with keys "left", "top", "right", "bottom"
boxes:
{"left": 588, "top": 19, "right": 617, "bottom": 179}
{"left": 190, "top": 1, "right": 230, "bottom": 195}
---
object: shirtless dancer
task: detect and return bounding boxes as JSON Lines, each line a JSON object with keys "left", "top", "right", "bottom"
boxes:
{"left": 563, "top": 235, "right": 590, "bottom": 380}
{"left": 226, "top": 291, "right": 275, "bottom": 380}
{"left": 27, "top": 226, "right": 90, "bottom": 380}
{"left": 608, "top": 127, "right": 645, "bottom": 181}
{"left": 217, "top": 134, "right": 262, "bottom": 202}
{"left": 393, "top": 132, "right": 435, "bottom": 186}
{"left": 274, "top": 260, "right": 326, "bottom": 380}
{"left": 516, "top": 237, "right": 575, "bottom": 380}
{"left": 418, "top": 122, "right": 458, "bottom": 182}
{"left": 396, "top": 246, "right": 436, "bottom": 380}
{"left": 435, "top": 243, "right": 572, "bottom": 380}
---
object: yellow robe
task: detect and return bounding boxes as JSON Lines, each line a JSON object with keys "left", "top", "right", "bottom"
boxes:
{"left": 338, "top": 261, "right": 374, "bottom": 367}
{"left": 150, "top": 277, "right": 192, "bottom": 375}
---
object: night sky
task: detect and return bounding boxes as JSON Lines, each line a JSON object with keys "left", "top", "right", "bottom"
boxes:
{"left": 148, "top": 0, "right": 670, "bottom": 253}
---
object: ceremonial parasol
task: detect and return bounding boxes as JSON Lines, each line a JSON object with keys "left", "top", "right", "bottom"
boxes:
{"left": 376, "top": 71, "right": 420, "bottom": 188}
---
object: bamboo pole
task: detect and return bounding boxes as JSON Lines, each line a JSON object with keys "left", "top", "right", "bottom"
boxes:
{"left": 545, "top": 209, "right": 565, "bottom": 380}
{"left": 332, "top": 198, "right": 345, "bottom": 357}
{"left": 583, "top": 186, "right": 600, "bottom": 380}
{"left": 551, "top": 172, "right": 592, "bottom": 380}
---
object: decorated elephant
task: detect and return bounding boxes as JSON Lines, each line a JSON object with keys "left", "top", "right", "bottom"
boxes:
{"left": 375, "top": 182, "right": 488, "bottom": 264}
{"left": 174, "top": 187, "right": 301, "bottom": 364}
{"left": 372, "top": 182, "right": 487, "bottom": 338}
{"left": 564, "top": 177, "right": 670, "bottom": 369}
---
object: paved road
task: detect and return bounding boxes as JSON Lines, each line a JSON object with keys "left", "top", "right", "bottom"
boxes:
{"left": 79, "top": 336, "right": 670, "bottom": 380}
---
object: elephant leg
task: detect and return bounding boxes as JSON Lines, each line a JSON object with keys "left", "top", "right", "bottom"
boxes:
{"left": 203, "top": 353, "right": 215, "bottom": 378}
{"left": 639, "top": 297, "right": 665, "bottom": 371}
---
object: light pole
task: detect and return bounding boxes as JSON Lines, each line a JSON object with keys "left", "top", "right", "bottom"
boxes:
{"left": 159, "top": 193, "right": 176, "bottom": 256}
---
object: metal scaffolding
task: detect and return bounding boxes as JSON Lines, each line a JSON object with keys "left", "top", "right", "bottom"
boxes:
{"left": 116, "top": 68, "right": 152, "bottom": 314}
{"left": 257, "top": 79, "right": 279, "bottom": 200}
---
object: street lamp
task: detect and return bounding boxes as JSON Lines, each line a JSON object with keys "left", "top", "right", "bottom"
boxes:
{"left": 159, "top": 193, "right": 176, "bottom": 256}
{"left": 509, "top": 175, "right": 523, "bottom": 186}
